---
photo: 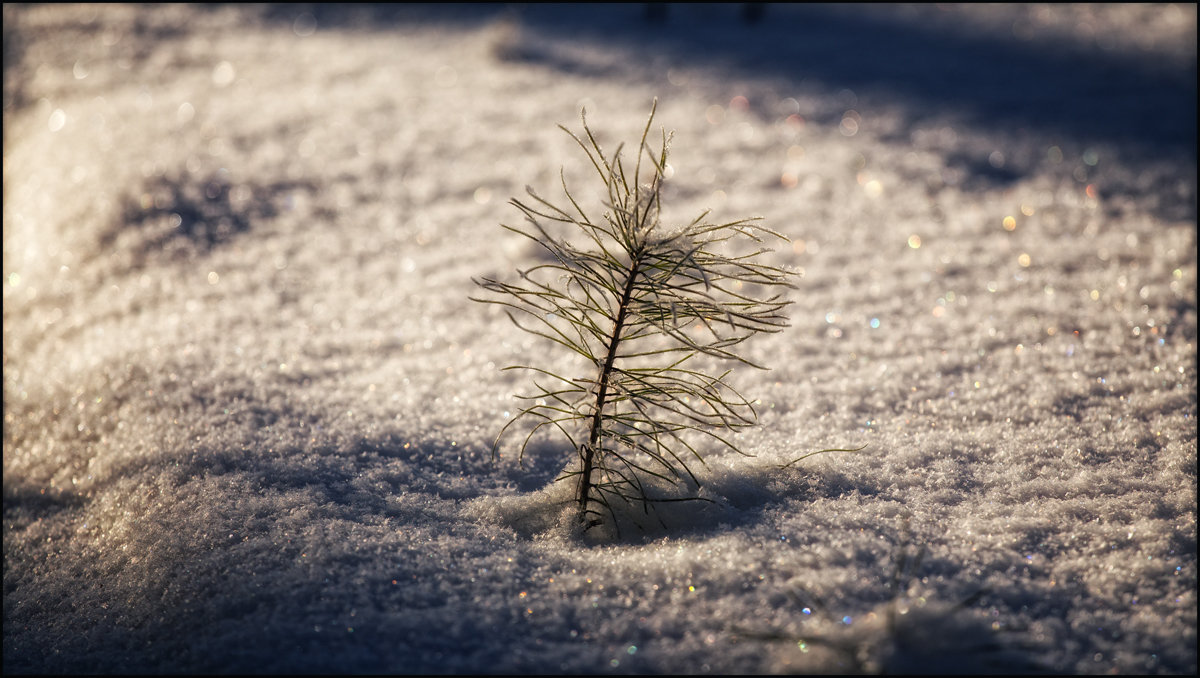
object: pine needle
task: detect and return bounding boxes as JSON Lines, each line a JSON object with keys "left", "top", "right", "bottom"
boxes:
{"left": 473, "top": 100, "right": 799, "bottom": 532}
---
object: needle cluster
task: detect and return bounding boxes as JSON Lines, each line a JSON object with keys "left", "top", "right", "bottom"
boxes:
{"left": 474, "top": 101, "right": 795, "bottom": 533}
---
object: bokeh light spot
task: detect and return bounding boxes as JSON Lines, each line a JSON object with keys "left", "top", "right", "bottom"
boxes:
{"left": 293, "top": 12, "right": 317, "bottom": 36}
{"left": 177, "top": 102, "right": 195, "bottom": 124}
{"left": 839, "top": 114, "right": 859, "bottom": 137}
{"left": 212, "top": 61, "right": 236, "bottom": 87}
{"left": 48, "top": 109, "right": 66, "bottom": 132}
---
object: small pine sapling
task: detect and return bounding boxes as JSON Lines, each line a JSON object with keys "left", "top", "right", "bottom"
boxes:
{"left": 474, "top": 101, "right": 795, "bottom": 533}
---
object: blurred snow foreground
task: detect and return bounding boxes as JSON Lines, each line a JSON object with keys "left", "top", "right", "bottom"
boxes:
{"left": 3, "top": 3, "right": 1196, "bottom": 674}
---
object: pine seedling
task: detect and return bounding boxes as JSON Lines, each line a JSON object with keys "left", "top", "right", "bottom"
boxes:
{"left": 473, "top": 100, "right": 795, "bottom": 533}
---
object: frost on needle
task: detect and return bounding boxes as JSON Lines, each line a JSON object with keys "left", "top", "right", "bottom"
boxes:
{"left": 473, "top": 100, "right": 796, "bottom": 534}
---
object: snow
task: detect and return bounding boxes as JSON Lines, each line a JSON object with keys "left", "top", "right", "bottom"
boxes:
{"left": 3, "top": 3, "right": 1196, "bottom": 674}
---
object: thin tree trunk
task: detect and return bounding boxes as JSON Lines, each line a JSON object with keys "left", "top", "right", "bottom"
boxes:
{"left": 578, "top": 251, "right": 643, "bottom": 525}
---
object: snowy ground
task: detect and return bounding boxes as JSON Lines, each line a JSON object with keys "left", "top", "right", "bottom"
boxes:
{"left": 3, "top": 3, "right": 1196, "bottom": 674}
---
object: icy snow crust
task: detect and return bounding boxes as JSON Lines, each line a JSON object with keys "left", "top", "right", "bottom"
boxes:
{"left": 3, "top": 3, "right": 1196, "bottom": 674}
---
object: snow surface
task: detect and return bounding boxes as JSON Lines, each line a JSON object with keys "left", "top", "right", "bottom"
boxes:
{"left": 3, "top": 3, "right": 1196, "bottom": 674}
